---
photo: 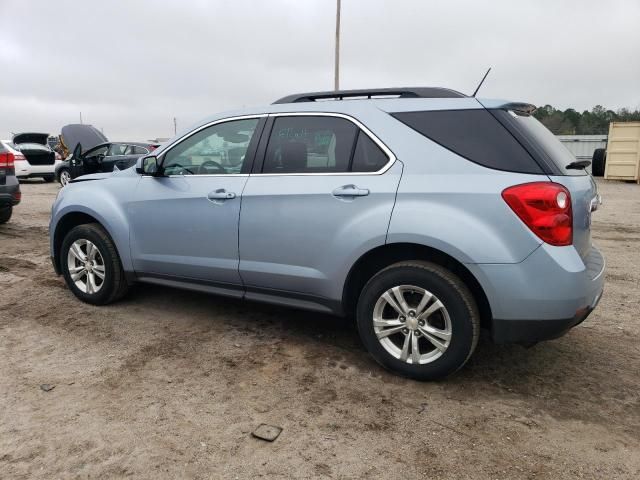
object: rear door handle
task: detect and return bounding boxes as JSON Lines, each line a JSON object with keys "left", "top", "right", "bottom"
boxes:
{"left": 332, "top": 184, "right": 370, "bottom": 197}
{"left": 207, "top": 189, "right": 236, "bottom": 201}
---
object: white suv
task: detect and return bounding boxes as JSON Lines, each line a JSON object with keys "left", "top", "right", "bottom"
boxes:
{"left": 1, "top": 133, "right": 62, "bottom": 182}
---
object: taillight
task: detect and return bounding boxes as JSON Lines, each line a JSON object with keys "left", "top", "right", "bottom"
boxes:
{"left": 0, "top": 152, "right": 15, "bottom": 168}
{"left": 502, "top": 182, "right": 573, "bottom": 246}
{"left": 14, "top": 153, "right": 26, "bottom": 162}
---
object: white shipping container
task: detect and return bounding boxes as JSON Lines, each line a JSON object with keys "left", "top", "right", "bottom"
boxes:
{"left": 557, "top": 135, "right": 607, "bottom": 160}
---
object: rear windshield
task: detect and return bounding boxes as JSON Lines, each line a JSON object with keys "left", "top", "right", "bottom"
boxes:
{"left": 503, "top": 111, "right": 586, "bottom": 176}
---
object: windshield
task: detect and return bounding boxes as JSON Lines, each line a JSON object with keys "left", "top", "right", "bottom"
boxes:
{"left": 512, "top": 112, "right": 586, "bottom": 176}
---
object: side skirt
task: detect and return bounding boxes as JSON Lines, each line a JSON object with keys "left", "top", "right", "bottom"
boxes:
{"left": 133, "top": 272, "right": 344, "bottom": 316}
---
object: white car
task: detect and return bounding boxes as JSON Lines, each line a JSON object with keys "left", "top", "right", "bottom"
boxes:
{"left": 1, "top": 133, "right": 62, "bottom": 182}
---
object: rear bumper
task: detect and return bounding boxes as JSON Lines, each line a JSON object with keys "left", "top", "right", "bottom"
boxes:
{"left": 491, "top": 288, "right": 603, "bottom": 344}
{"left": 0, "top": 177, "right": 21, "bottom": 207}
{"left": 0, "top": 193, "right": 20, "bottom": 207}
{"left": 468, "top": 243, "right": 605, "bottom": 344}
{"left": 15, "top": 160, "right": 59, "bottom": 177}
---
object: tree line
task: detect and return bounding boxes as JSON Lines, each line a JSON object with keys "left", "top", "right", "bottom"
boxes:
{"left": 533, "top": 105, "right": 640, "bottom": 135}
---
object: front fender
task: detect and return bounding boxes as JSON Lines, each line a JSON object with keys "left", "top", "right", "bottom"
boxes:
{"left": 50, "top": 175, "right": 140, "bottom": 272}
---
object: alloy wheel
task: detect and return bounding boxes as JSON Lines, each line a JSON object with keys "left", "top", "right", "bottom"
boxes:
{"left": 66, "top": 239, "right": 106, "bottom": 294}
{"left": 372, "top": 285, "right": 452, "bottom": 365}
{"left": 60, "top": 170, "right": 71, "bottom": 186}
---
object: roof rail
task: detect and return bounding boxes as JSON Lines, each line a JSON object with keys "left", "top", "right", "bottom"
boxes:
{"left": 272, "top": 87, "right": 467, "bottom": 104}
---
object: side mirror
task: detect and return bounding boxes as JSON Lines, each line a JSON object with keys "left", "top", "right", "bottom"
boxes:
{"left": 136, "top": 155, "right": 159, "bottom": 175}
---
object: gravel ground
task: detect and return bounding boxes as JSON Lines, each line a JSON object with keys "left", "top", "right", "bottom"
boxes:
{"left": 1, "top": 178, "right": 639, "bottom": 479}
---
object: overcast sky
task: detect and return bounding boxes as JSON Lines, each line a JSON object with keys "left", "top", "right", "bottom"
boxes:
{"left": 1, "top": 0, "right": 639, "bottom": 141}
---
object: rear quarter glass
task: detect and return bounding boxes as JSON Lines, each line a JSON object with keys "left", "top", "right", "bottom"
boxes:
{"left": 391, "top": 109, "right": 545, "bottom": 174}
{"left": 491, "top": 110, "right": 587, "bottom": 176}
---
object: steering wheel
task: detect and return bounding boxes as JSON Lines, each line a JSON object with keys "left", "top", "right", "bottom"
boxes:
{"left": 198, "top": 160, "right": 225, "bottom": 175}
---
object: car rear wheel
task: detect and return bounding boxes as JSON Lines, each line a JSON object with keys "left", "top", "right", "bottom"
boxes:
{"left": 0, "top": 207, "right": 12, "bottom": 224}
{"left": 356, "top": 261, "right": 479, "bottom": 380}
{"left": 59, "top": 169, "right": 71, "bottom": 186}
{"left": 61, "top": 223, "right": 129, "bottom": 305}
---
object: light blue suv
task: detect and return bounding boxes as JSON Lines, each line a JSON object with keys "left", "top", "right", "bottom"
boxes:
{"left": 49, "top": 88, "right": 605, "bottom": 380}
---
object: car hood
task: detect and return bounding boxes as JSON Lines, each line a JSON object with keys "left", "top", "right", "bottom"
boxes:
{"left": 60, "top": 124, "right": 108, "bottom": 153}
{"left": 70, "top": 166, "right": 138, "bottom": 183}
{"left": 13, "top": 132, "right": 49, "bottom": 145}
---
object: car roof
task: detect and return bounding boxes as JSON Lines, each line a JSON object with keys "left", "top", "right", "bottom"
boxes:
{"left": 151, "top": 89, "right": 534, "bottom": 157}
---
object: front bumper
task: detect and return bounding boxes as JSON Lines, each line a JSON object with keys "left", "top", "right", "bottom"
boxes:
{"left": 468, "top": 243, "right": 605, "bottom": 344}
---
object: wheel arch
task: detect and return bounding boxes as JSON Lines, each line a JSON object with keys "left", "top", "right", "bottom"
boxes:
{"left": 342, "top": 242, "right": 492, "bottom": 329}
{"left": 52, "top": 211, "right": 121, "bottom": 274}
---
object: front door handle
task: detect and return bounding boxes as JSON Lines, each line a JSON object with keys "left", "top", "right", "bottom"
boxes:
{"left": 207, "top": 189, "right": 236, "bottom": 201}
{"left": 332, "top": 184, "right": 370, "bottom": 197}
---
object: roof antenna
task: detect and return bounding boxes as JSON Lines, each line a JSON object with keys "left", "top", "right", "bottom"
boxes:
{"left": 472, "top": 67, "right": 492, "bottom": 97}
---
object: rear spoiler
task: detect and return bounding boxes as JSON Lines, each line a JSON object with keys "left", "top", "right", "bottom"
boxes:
{"left": 476, "top": 99, "right": 537, "bottom": 115}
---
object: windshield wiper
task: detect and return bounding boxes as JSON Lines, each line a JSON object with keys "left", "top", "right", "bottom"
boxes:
{"left": 566, "top": 160, "right": 591, "bottom": 170}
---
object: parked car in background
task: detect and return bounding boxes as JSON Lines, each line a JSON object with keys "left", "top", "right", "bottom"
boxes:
{"left": 0, "top": 142, "right": 21, "bottom": 223}
{"left": 1, "top": 133, "right": 62, "bottom": 182}
{"left": 55, "top": 124, "right": 157, "bottom": 186}
{"left": 49, "top": 87, "right": 605, "bottom": 380}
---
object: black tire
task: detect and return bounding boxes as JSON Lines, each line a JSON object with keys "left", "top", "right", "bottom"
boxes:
{"left": 592, "top": 148, "right": 606, "bottom": 177}
{"left": 356, "top": 261, "right": 480, "bottom": 381}
{"left": 61, "top": 223, "right": 129, "bottom": 305}
{"left": 0, "top": 207, "right": 12, "bottom": 224}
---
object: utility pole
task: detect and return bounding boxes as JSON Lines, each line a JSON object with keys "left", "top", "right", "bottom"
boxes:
{"left": 79, "top": 112, "right": 83, "bottom": 124}
{"left": 173, "top": 117, "right": 177, "bottom": 135}
{"left": 334, "top": 0, "right": 341, "bottom": 91}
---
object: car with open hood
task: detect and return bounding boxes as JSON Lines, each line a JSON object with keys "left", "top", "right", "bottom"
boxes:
{"left": 55, "top": 124, "right": 157, "bottom": 186}
{"left": 0, "top": 133, "right": 62, "bottom": 182}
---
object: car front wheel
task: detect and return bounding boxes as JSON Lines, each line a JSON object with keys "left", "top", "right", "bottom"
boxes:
{"left": 61, "top": 223, "right": 129, "bottom": 305}
{"left": 357, "top": 261, "right": 479, "bottom": 380}
{"left": 59, "top": 169, "right": 71, "bottom": 186}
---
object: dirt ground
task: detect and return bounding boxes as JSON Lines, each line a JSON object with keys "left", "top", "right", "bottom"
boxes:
{"left": 1, "top": 179, "right": 639, "bottom": 479}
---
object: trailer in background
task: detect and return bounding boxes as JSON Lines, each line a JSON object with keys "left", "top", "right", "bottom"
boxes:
{"left": 604, "top": 122, "right": 640, "bottom": 183}
{"left": 557, "top": 135, "right": 607, "bottom": 161}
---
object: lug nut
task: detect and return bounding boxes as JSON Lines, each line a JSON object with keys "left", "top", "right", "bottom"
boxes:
{"left": 400, "top": 316, "right": 406, "bottom": 322}
{"left": 415, "top": 331, "right": 421, "bottom": 337}
{"left": 402, "top": 328, "right": 409, "bottom": 334}
{"left": 418, "top": 320, "right": 425, "bottom": 326}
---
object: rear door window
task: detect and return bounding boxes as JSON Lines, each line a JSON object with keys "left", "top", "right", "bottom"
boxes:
{"left": 351, "top": 131, "right": 389, "bottom": 172}
{"left": 132, "top": 145, "right": 149, "bottom": 155}
{"left": 108, "top": 144, "right": 128, "bottom": 156}
{"left": 392, "top": 109, "right": 544, "bottom": 174}
{"left": 262, "top": 116, "right": 358, "bottom": 173}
